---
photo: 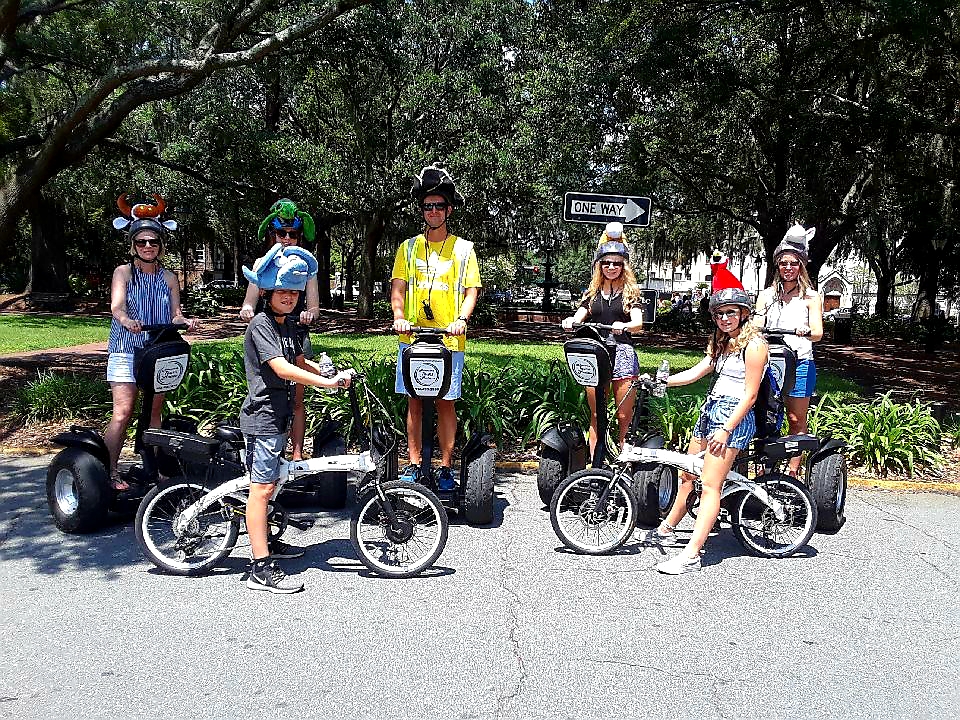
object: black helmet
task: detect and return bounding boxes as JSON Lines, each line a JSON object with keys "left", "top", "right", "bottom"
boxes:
{"left": 708, "top": 287, "right": 752, "bottom": 313}
{"left": 128, "top": 217, "right": 165, "bottom": 241}
{"left": 411, "top": 163, "right": 464, "bottom": 207}
{"left": 592, "top": 241, "right": 630, "bottom": 265}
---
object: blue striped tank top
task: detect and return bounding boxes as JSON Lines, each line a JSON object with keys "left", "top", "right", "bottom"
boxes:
{"left": 108, "top": 264, "right": 173, "bottom": 353}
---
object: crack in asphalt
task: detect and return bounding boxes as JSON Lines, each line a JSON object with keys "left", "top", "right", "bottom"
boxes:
{"left": 494, "top": 476, "right": 528, "bottom": 720}
{"left": 858, "top": 495, "right": 957, "bottom": 551}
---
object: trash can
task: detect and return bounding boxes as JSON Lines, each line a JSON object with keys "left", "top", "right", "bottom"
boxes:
{"left": 833, "top": 315, "right": 853, "bottom": 344}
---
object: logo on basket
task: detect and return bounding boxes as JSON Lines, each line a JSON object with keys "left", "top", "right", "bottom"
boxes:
{"left": 154, "top": 354, "right": 188, "bottom": 392}
{"left": 409, "top": 358, "right": 443, "bottom": 396}
{"left": 566, "top": 353, "right": 600, "bottom": 387}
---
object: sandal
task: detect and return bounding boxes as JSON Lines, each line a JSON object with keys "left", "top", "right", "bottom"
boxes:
{"left": 110, "top": 475, "right": 130, "bottom": 492}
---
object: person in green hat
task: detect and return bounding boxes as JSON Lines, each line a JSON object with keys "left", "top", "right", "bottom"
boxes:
{"left": 240, "top": 199, "right": 321, "bottom": 461}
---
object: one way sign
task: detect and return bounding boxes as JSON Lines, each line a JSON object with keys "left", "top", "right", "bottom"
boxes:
{"left": 563, "top": 192, "right": 652, "bottom": 227}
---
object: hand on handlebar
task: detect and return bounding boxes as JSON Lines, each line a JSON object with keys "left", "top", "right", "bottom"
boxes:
{"left": 333, "top": 369, "right": 354, "bottom": 389}
{"left": 299, "top": 310, "right": 316, "bottom": 325}
{"left": 611, "top": 321, "right": 627, "bottom": 335}
{"left": 446, "top": 318, "right": 467, "bottom": 336}
{"left": 392, "top": 317, "right": 412, "bottom": 334}
{"left": 561, "top": 316, "right": 576, "bottom": 330}
{"left": 795, "top": 324, "right": 810, "bottom": 337}
{"left": 122, "top": 318, "right": 142, "bottom": 333}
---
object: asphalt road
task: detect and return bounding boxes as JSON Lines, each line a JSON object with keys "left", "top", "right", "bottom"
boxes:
{"left": 1, "top": 454, "right": 958, "bottom": 720}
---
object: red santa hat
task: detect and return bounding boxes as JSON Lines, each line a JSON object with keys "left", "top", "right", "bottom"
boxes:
{"left": 709, "top": 249, "right": 745, "bottom": 293}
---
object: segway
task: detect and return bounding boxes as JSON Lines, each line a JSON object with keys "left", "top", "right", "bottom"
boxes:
{"left": 47, "top": 323, "right": 196, "bottom": 533}
{"left": 400, "top": 327, "right": 496, "bottom": 524}
{"left": 537, "top": 322, "right": 670, "bottom": 510}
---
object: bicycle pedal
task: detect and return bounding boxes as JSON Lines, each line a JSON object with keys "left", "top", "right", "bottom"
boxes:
{"left": 286, "top": 517, "right": 313, "bottom": 531}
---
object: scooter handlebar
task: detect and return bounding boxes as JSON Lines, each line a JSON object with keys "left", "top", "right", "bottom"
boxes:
{"left": 569, "top": 321, "right": 633, "bottom": 339}
{"left": 140, "top": 322, "right": 188, "bottom": 333}
{"left": 762, "top": 326, "right": 800, "bottom": 336}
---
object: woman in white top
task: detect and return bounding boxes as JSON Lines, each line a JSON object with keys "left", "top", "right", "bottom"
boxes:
{"left": 755, "top": 224, "right": 824, "bottom": 477}
{"left": 640, "top": 286, "right": 768, "bottom": 574}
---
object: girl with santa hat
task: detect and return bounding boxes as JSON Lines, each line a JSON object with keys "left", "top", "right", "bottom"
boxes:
{"left": 641, "top": 254, "right": 768, "bottom": 574}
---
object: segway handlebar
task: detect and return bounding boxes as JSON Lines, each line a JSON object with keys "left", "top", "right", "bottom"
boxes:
{"left": 140, "top": 322, "right": 188, "bottom": 333}
{"left": 569, "top": 321, "right": 633, "bottom": 340}
{"left": 762, "top": 327, "right": 801, "bottom": 336}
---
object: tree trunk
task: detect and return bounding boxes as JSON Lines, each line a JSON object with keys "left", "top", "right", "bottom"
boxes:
{"left": 313, "top": 223, "right": 332, "bottom": 308}
{"left": 358, "top": 210, "right": 387, "bottom": 318}
{"left": 25, "top": 191, "right": 70, "bottom": 294}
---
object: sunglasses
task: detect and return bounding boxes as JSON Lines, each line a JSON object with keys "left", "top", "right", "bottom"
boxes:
{"left": 713, "top": 309, "right": 741, "bottom": 319}
{"left": 600, "top": 260, "right": 624, "bottom": 268}
{"left": 134, "top": 238, "right": 161, "bottom": 247}
{"left": 778, "top": 261, "right": 801, "bottom": 268}
{"left": 422, "top": 202, "right": 449, "bottom": 212}
{"left": 274, "top": 229, "right": 301, "bottom": 239}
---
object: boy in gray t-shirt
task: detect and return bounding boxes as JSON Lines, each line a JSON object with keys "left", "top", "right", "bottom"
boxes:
{"left": 240, "top": 244, "right": 352, "bottom": 594}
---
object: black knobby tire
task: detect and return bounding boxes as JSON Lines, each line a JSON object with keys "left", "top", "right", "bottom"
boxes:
{"left": 537, "top": 447, "right": 565, "bottom": 507}
{"left": 46, "top": 448, "right": 110, "bottom": 533}
{"left": 632, "top": 462, "right": 677, "bottom": 527}
{"left": 463, "top": 447, "right": 496, "bottom": 525}
{"left": 349, "top": 480, "right": 448, "bottom": 578}
{"left": 135, "top": 479, "right": 240, "bottom": 576}
{"left": 732, "top": 474, "right": 817, "bottom": 558}
{"left": 314, "top": 435, "right": 348, "bottom": 509}
{"left": 808, "top": 452, "right": 847, "bottom": 532}
{"left": 549, "top": 469, "right": 638, "bottom": 555}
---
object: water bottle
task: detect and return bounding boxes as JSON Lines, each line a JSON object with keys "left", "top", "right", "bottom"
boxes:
{"left": 317, "top": 352, "right": 337, "bottom": 393}
{"left": 654, "top": 359, "right": 670, "bottom": 397}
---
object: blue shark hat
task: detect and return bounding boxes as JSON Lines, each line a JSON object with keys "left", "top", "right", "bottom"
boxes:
{"left": 243, "top": 243, "right": 318, "bottom": 291}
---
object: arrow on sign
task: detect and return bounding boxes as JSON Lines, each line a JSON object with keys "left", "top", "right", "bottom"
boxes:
{"left": 624, "top": 198, "right": 645, "bottom": 223}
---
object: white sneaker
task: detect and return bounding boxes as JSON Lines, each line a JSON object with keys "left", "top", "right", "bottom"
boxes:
{"left": 640, "top": 526, "right": 679, "bottom": 547}
{"left": 655, "top": 552, "right": 701, "bottom": 575}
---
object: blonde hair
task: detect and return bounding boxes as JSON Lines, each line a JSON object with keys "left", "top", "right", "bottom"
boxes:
{"left": 582, "top": 256, "right": 642, "bottom": 311}
{"left": 771, "top": 251, "right": 813, "bottom": 296}
{"left": 707, "top": 309, "right": 764, "bottom": 362}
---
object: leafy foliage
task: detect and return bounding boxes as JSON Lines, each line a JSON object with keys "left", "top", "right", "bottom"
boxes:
{"left": 14, "top": 371, "right": 112, "bottom": 423}
{"left": 649, "top": 393, "right": 704, "bottom": 451}
{"left": 179, "top": 286, "right": 222, "bottom": 318}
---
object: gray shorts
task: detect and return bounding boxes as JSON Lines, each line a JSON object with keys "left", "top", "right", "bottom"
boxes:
{"left": 244, "top": 434, "right": 287, "bottom": 485}
{"left": 611, "top": 342, "right": 640, "bottom": 380}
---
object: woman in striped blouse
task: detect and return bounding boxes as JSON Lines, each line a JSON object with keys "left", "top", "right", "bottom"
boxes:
{"left": 104, "top": 219, "right": 197, "bottom": 490}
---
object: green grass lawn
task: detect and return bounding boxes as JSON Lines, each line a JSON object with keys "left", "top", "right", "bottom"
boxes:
{"left": 0, "top": 314, "right": 110, "bottom": 354}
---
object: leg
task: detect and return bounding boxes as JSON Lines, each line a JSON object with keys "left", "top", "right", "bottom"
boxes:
{"left": 104, "top": 382, "right": 138, "bottom": 488}
{"left": 662, "top": 437, "right": 706, "bottom": 530}
{"left": 247, "top": 482, "right": 276, "bottom": 560}
{"left": 612, "top": 378, "right": 637, "bottom": 448}
{"left": 436, "top": 398, "right": 457, "bottom": 467}
{"left": 406, "top": 397, "right": 423, "bottom": 465}
{"left": 784, "top": 396, "right": 811, "bottom": 476}
{"left": 149, "top": 392, "right": 165, "bottom": 428}
{"left": 682, "top": 446, "right": 740, "bottom": 557}
{"left": 585, "top": 386, "right": 600, "bottom": 457}
{"left": 291, "top": 383, "right": 306, "bottom": 460}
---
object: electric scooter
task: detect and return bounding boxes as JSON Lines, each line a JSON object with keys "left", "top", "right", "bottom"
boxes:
{"left": 399, "top": 327, "right": 496, "bottom": 524}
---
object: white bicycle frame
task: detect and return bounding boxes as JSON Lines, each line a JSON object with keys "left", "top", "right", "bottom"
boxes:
{"left": 173, "top": 451, "right": 377, "bottom": 536}
{"left": 618, "top": 443, "right": 787, "bottom": 521}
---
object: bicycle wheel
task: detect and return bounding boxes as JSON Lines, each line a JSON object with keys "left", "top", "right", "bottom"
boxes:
{"left": 350, "top": 480, "right": 448, "bottom": 578}
{"left": 732, "top": 474, "right": 817, "bottom": 558}
{"left": 135, "top": 479, "right": 240, "bottom": 576}
{"left": 550, "top": 469, "right": 637, "bottom": 555}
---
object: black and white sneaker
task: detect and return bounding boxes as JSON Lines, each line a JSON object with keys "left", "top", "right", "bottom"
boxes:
{"left": 246, "top": 560, "right": 304, "bottom": 594}
{"left": 268, "top": 540, "right": 305, "bottom": 559}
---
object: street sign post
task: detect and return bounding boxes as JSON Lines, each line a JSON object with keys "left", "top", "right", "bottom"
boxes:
{"left": 563, "top": 192, "right": 652, "bottom": 227}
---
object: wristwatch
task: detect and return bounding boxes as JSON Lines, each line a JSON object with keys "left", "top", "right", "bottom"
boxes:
{"left": 457, "top": 315, "right": 469, "bottom": 323}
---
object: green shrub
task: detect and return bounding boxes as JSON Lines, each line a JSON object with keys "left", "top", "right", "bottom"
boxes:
{"left": 649, "top": 392, "right": 704, "bottom": 450}
{"left": 163, "top": 345, "right": 247, "bottom": 426}
{"left": 470, "top": 297, "right": 497, "bottom": 328}
{"left": 809, "top": 392, "right": 942, "bottom": 477}
{"left": 943, "top": 414, "right": 960, "bottom": 450}
{"left": 373, "top": 299, "right": 393, "bottom": 320}
{"left": 215, "top": 285, "right": 248, "bottom": 307}
{"left": 15, "top": 370, "right": 112, "bottom": 422}
{"left": 180, "top": 286, "right": 222, "bottom": 318}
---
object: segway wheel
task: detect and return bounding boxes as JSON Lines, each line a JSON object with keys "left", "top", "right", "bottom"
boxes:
{"left": 46, "top": 448, "right": 110, "bottom": 533}
{"left": 631, "top": 462, "right": 677, "bottom": 527}
{"left": 314, "top": 435, "right": 348, "bottom": 509}
{"left": 808, "top": 452, "right": 847, "bottom": 533}
{"left": 537, "top": 447, "right": 564, "bottom": 507}
{"left": 463, "top": 447, "right": 496, "bottom": 525}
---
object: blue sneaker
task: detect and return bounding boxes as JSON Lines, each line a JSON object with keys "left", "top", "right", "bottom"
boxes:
{"left": 399, "top": 464, "right": 423, "bottom": 483}
{"left": 436, "top": 466, "right": 457, "bottom": 491}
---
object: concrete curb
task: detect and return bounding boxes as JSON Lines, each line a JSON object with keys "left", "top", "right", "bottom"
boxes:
{"left": 6, "top": 447, "right": 958, "bottom": 495}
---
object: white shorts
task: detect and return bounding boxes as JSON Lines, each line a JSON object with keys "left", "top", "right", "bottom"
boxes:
{"left": 106, "top": 353, "right": 136, "bottom": 383}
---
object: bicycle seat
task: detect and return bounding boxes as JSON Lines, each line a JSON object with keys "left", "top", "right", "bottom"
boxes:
{"left": 214, "top": 425, "right": 243, "bottom": 444}
{"left": 756, "top": 434, "right": 820, "bottom": 459}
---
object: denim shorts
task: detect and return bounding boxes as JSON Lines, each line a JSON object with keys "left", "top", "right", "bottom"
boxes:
{"left": 611, "top": 342, "right": 640, "bottom": 380}
{"left": 395, "top": 345, "right": 464, "bottom": 400}
{"left": 106, "top": 353, "right": 136, "bottom": 383}
{"left": 244, "top": 434, "right": 287, "bottom": 485}
{"left": 693, "top": 396, "right": 756, "bottom": 450}
{"left": 789, "top": 359, "right": 817, "bottom": 398}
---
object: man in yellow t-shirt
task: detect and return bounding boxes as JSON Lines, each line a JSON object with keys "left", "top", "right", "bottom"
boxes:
{"left": 391, "top": 163, "right": 481, "bottom": 491}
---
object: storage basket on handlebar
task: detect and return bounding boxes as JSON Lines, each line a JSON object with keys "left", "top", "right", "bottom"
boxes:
{"left": 563, "top": 327, "right": 613, "bottom": 388}
{"left": 401, "top": 335, "right": 453, "bottom": 398}
{"left": 133, "top": 327, "right": 191, "bottom": 394}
